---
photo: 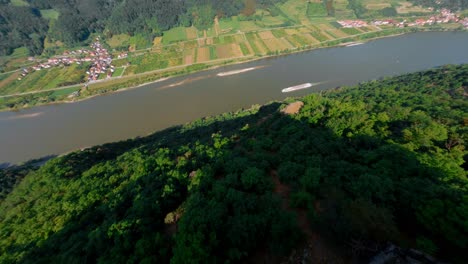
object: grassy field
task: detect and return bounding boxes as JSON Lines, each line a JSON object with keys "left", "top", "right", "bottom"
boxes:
{"left": 111, "top": 67, "right": 125, "bottom": 77}
{"left": 163, "top": 27, "right": 188, "bottom": 44}
{"left": 362, "top": 0, "right": 392, "bottom": 10}
{"left": 40, "top": 9, "right": 59, "bottom": 20}
{"left": 107, "top": 34, "right": 131, "bottom": 49}
{"left": 307, "top": 2, "right": 328, "bottom": 17}
{"left": 10, "top": 0, "right": 28, "bottom": 6}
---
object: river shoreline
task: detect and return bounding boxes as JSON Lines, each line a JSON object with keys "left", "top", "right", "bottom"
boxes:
{"left": 2, "top": 27, "right": 463, "bottom": 113}
{"left": 1, "top": 31, "right": 467, "bottom": 165}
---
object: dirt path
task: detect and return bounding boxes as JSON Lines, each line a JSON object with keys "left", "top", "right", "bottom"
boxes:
{"left": 214, "top": 16, "right": 221, "bottom": 36}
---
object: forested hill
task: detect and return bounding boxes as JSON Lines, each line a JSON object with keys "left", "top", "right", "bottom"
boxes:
{"left": 1, "top": 65, "right": 467, "bottom": 263}
{"left": 0, "top": 0, "right": 284, "bottom": 55}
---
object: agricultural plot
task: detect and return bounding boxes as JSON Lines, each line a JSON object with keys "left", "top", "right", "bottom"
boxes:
{"left": 277, "top": 0, "right": 309, "bottom": 23}
{"left": 125, "top": 53, "right": 169, "bottom": 74}
{"left": 271, "top": 29, "right": 287, "bottom": 38}
{"left": 215, "top": 43, "right": 243, "bottom": 59}
{"left": 0, "top": 72, "right": 19, "bottom": 95}
{"left": 51, "top": 87, "right": 80, "bottom": 97}
{"left": 341, "top": 27, "right": 362, "bottom": 35}
{"left": 168, "top": 58, "right": 183, "bottom": 67}
{"left": 286, "top": 34, "right": 309, "bottom": 47}
{"left": 197, "top": 38, "right": 206, "bottom": 46}
{"left": 162, "top": 27, "right": 188, "bottom": 44}
{"left": 0, "top": 64, "right": 86, "bottom": 95}
{"left": 219, "top": 17, "right": 241, "bottom": 34}
{"left": 334, "top": 0, "right": 356, "bottom": 19}
{"left": 196, "top": 47, "right": 210, "bottom": 63}
{"left": 233, "top": 35, "right": 245, "bottom": 43}
{"left": 245, "top": 33, "right": 269, "bottom": 54}
{"left": 239, "top": 42, "right": 252, "bottom": 56}
{"left": 2, "top": 57, "right": 30, "bottom": 72}
{"left": 153, "top": 37, "right": 163, "bottom": 47}
{"left": 206, "top": 38, "right": 214, "bottom": 45}
{"left": 239, "top": 21, "right": 263, "bottom": 32}
{"left": 107, "top": 34, "right": 131, "bottom": 49}
{"left": 186, "top": 27, "right": 198, "bottom": 40}
{"left": 262, "top": 38, "right": 294, "bottom": 52}
{"left": 297, "top": 27, "right": 312, "bottom": 33}
{"left": 318, "top": 23, "right": 349, "bottom": 38}
{"left": 284, "top": 28, "right": 300, "bottom": 35}
{"left": 111, "top": 67, "right": 125, "bottom": 77}
{"left": 129, "top": 34, "right": 152, "bottom": 50}
{"left": 258, "top": 31, "right": 275, "bottom": 40}
{"left": 9, "top": 47, "right": 29, "bottom": 58}
{"left": 184, "top": 49, "right": 196, "bottom": 65}
{"left": 309, "top": 30, "right": 329, "bottom": 42}
{"left": 181, "top": 40, "right": 198, "bottom": 50}
{"left": 362, "top": 0, "right": 392, "bottom": 10}
{"left": 209, "top": 46, "right": 217, "bottom": 60}
{"left": 307, "top": 1, "right": 328, "bottom": 17}
{"left": 396, "top": 1, "right": 432, "bottom": 14}
{"left": 302, "top": 34, "right": 320, "bottom": 45}
{"left": 260, "top": 14, "right": 288, "bottom": 27}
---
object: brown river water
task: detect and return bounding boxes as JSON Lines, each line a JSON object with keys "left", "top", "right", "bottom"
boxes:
{"left": 0, "top": 31, "right": 467, "bottom": 165}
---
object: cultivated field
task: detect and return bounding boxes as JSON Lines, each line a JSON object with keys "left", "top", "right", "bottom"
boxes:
{"left": 0, "top": 0, "right": 409, "bottom": 102}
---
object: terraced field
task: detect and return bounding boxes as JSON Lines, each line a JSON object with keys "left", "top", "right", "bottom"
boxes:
{"left": 0, "top": 0, "right": 392, "bottom": 100}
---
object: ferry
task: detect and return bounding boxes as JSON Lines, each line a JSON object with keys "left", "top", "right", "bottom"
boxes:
{"left": 282, "top": 83, "right": 313, "bottom": 93}
{"left": 217, "top": 67, "right": 257, "bottom": 77}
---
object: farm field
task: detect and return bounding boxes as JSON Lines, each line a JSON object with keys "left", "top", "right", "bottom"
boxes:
{"left": 1, "top": 0, "right": 446, "bottom": 104}
{"left": 0, "top": 64, "right": 87, "bottom": 96}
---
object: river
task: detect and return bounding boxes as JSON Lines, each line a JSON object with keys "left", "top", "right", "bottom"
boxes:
{"left": 1, "top": 31, "right": 467, "bottom": 165}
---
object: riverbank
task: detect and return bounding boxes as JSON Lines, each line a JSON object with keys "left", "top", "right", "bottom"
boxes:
{"left": 0, "top": 26, "right": 465, "bottom": 112}
{"left": 1, "top": 31, "right": 467, "bottom": 164}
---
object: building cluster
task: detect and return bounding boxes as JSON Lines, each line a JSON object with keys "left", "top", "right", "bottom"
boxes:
{"left": 19, "top": 38, "right": 115, "bottom": 82}
{"left": 372, "top": 9, "right": 466, "bottom": 28}
{"left": 407, "top": 9, "right": 461, "bottom": 26}
{"left": 337, "top": 20, "right": 368, "bottom": 28}
{"left": 86, "top": 39, "right": 114, "bottom": 81}
{"left": 117, "top": 52, "right": 128, "bottom": 59}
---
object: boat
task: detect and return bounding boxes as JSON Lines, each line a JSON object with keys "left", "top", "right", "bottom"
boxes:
{"left": 217, "top": 67, "right": 257, "bottom": 76}
{"left": 282, "top": 83, "right": 313, "bottom": 93}
{"left": 345, "top": 42, "right": 364, "bottom": 47}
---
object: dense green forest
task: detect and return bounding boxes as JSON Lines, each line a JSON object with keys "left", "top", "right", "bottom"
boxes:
{"left": 409, "top": 0, "right": 468, "bottom": 10}
{"left": 0, "top": 0, "right": 286, "bottom": 56}
{"left": 0, "top": 65, "right": 467, "bottom": 263}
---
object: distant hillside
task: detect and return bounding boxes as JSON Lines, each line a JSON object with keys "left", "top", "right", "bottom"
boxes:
{"left": 0, "top": 0, "right": 286, "bottom": 55}
{"left": 0, "top": 65, "right": 467, "bottom": 263}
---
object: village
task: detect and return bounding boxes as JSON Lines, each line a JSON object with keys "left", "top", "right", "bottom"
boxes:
{"left": 338, "top": 8, "right": 467, "bottom": 29}
{"left": 19, "top": 38, "right": 128, "bottom": 83}
{"left": 17, "top": 8, "right": 466, "bottom": 86}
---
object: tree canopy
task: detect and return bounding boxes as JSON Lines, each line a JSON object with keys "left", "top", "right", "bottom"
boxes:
{"left": 0, "top": 65, "right": 467, "bottom": 263}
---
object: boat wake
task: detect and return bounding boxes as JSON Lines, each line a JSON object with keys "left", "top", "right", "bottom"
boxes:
{"left": 345, "top": 42, "right": 364, "bottom": 47}
{"left": 2, "top": 112, "right": 43, "bottom": 121}
{"left": 157, "top": 75, "right": 212, "bottom": 90}
{"left": 217, "top": 66, "right": 265, "bottom": 77}
{"left": 281, "top": 82, "right": 326, "bottom": 93}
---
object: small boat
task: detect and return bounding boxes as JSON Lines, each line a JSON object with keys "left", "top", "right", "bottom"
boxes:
{"left": 345, "top": 42, "right": 363, "bottom": 47}
{"left": 282, "top": 83, "right": 313, "bottom": 93}
{"left": 217, "top": 67, "right": 257, "bottom": 76}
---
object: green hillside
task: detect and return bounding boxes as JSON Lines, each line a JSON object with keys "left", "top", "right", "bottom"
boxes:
{"left": 1, "top": 65, "right": 467, "bottom": 263}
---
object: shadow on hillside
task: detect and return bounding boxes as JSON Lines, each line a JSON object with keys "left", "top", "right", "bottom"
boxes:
{"left": 3, "top": 101, "right": 463, "bottom": 263}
